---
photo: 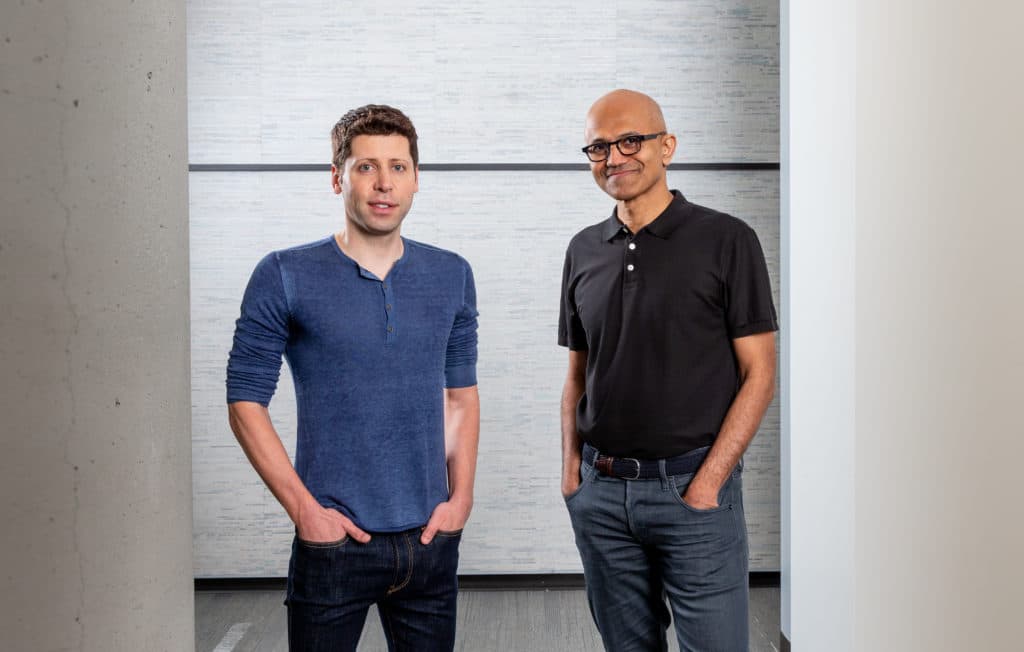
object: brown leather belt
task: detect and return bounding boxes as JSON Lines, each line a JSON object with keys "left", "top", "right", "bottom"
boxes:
{"left": 583, "top": 442, "right": 710, "bottom": 480}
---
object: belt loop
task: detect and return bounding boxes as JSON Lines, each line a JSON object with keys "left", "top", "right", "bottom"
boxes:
{"left": 658, "top": 458, "right": 669, "bottom": 489}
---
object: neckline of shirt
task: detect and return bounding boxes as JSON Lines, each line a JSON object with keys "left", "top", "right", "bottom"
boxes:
{"left": 328, "top": 234, "right": 409, "bottom": 282}
{"left": 603, "top": 190, "right": 691, "bottom": 241}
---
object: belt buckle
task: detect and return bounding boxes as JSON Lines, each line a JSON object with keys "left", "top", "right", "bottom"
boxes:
{"left": 620, "top": 457, "right": 641, "bottom": 480}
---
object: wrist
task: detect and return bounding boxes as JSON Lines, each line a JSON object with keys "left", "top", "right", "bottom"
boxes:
{"left": 447, "top": 492, "right": 473, "bottom": 510}
{"left": 686, "top": 476, "right": 720, "bottom": 499}
{"left": 292, "top": 493, "right": 322, "bottom": 525}
{"left": 562, "top": 454, "right": 582, "bottom": 472}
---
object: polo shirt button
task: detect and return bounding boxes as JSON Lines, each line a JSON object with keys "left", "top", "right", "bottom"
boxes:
{"left": 386, "top": 304, "right": 392, "bottom": 311}
{"left": 628, "top": 243, "right": 636, "bottom": 250}
{"left": 627, "top": 264, "right": 635, "bottom": 271}
{"left": 387, "top": 325, "right": 394, "bottom": 332}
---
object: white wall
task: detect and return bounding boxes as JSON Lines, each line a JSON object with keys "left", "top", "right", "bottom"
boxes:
{"left": 781, "top": 0, "right": 857, "bottom": 646}
{"left": 188, "top": 1, "right": 783, "bottom": 576}
{"left": 853, "top": 2, "right": 1024, "bottom": 649}
{"left": 784, "top": 1, "right": 1024, "bottom": 649}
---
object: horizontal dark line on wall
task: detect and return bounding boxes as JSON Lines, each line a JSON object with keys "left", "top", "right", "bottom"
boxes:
{"left": 749, "top": 571, "right": 781, "bottom": 587}
{"left": 194, "top": 571, "right": 779, "bottom": 592}
{"left": 188, "top": 162, "right": 780, "bottom": 172}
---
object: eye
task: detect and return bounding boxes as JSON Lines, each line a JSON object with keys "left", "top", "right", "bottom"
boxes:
{"left": 622, "top": 135, "right": 643, "bottom": 147}
{"left": 392, "top": 163, "right": 406, "bottom": 172}
{"left": 358, "top": 163, "right": 375, "bottom": 172}
{"left": 587, "top": 143, "right": 610, "bottom": 155}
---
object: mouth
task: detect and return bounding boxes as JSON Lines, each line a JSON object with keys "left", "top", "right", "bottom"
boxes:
{"left": 606, "top": 168, "right": 638, "bottom": 179}
{"left": 368, "top": 201, "right": 398, "bottom": 211}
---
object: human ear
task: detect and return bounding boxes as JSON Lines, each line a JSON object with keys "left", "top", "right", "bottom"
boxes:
{"left": 661, "top": 133, "right": 677, "bottom": 166}
{"left": 330, "top": 164, "right": 343, "bottom": 195}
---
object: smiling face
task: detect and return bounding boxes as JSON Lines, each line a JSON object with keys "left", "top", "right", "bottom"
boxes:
{"left": 332, "top": 133, "right": 419, "bottom": 237}
{"left": 584, "top": 90, "right": 676, "bottom": 203}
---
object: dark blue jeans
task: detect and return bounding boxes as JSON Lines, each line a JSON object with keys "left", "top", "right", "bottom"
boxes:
{"left": 285, "top": 528, "right": 461, "bottom": 652}
{"left": 565, "top": 453, "right": 749, "bottom": 652}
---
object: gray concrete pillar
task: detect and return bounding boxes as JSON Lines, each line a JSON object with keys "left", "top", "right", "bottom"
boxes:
{"left": 1, "top": 2, "right": 194, "bottom": 651}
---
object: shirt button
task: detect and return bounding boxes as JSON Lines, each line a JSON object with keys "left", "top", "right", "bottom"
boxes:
{"left": 627, "top": 264, "right": 635, "bottom": 271}
{"left": 382, "top": 282, "right": 388, "bottom": 289}
{"left": 387, "top": 325, "right": 394, "bottom": 333}
{"left": 628, "top": 242, "right": 636, "bottom": 250}
{"left": 385, "top": 304, "right": 392, "bottom": 311}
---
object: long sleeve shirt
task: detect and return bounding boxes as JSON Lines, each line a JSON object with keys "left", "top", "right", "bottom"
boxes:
{"left": 227, "top": 235, "right": 478, "bottom": 532}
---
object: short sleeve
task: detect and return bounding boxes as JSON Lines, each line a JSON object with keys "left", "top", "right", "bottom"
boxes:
{"left": 225, "top": 252, "right": 290, "bottom": 405}
{"left": 558, "top": 246, "right": 588, "bottom": 350}
{"left": 724, "top": 224, "right": 779, "bottom": 338}
{"left": 444, "top": 260, "right": 478, "bottom": 388}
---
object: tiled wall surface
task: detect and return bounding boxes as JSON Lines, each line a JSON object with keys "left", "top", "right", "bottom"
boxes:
{"left": 189, "top": 1, "right": 779, "bottom": 576}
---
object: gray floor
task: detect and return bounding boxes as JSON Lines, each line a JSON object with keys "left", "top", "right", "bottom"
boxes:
{"left": 195, "top": 586, "right": 780, "bottom": 651}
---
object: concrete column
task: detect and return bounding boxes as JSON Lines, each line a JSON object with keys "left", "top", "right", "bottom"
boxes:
{"left": 0, "top": 2, "right": 194, "bottom": 651}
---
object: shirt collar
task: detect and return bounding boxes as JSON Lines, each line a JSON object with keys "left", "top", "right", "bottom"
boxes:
{"left": 601, "top": 190, "right": 690, "bottom": 241}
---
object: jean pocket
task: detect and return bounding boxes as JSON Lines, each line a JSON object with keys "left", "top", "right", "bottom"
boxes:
{"left": 563, "top": 463, "right": 597, "bottom": 504}
{"left": 417, "top": 527, "right": 464, "bottom": 547}
{"left": 295, "top": 534, "right": 350, "bottom": 549}
{"left": 671, "top": 471, "right": 735, "bottom": 514}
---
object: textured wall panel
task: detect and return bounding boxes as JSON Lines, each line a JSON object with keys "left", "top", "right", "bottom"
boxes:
{"left": 190, "top": 169, "right": 779, "bottom": 576}
{"left": 188, "top": 0, "right": 780, "bottom": 577}
{"left": 187, "top": 0, "right": 779, "bottom": 164}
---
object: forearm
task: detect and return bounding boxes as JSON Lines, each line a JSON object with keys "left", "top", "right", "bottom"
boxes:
{"left": 560, "top": 349, "right": 588, "bottom": 493}
{"left": 227, "top": 401, "right": 318, "bottom": 525}
{"left": 444, "top": 386, "right": 480, "bottom": 508}
{"left": 688, "top": 332, "right": 777, "bottom": 503}
{"left": 561, "top": 377, "right": 585, "bottom": 474}
{"left": 691, "top": 369, "right": 775, "bottom": 491}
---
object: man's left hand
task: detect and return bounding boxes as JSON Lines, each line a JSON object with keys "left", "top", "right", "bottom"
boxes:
{"left": 420, "top": 497, "right": 472, "bottom": 544}
{"left": 681, "top": 480, "right": 720, "bottom": 511}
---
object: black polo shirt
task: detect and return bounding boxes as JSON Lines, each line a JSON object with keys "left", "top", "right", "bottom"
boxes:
{"left": 558, "top": 190, "right": 777, "bottom": 458}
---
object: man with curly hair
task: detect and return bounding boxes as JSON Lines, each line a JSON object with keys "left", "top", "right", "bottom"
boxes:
{"left": 227, "top": 104, "right": 479, "bottom": 651}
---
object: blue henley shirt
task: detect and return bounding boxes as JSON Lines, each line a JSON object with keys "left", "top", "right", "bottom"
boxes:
{"left": 226, "top": 236, "right": 478, "bottom": 532}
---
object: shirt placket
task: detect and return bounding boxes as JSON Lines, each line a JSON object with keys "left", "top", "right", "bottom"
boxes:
{"left": 382, "top": 279, "right": 396, "bottom": 344}
{"left": 623, "top": 231, "right": 640, "bottom": 290}
{"left": 357, "top": 265, "right": 397, "bottom": 345}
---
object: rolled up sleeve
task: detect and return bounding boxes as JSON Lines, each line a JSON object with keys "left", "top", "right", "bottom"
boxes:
{"left": 226, "top": 252, "right": 290, "bottom": 406}
{"left": 444, "top": 261, "right": 478, "bottom": 388}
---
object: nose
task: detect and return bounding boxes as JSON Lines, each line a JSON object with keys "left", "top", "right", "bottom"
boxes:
{"left": 605, "top": 144, "right": 629, "bottom": 167}
{"left": 375, "top": 169, "right": 393, "bottom": 192}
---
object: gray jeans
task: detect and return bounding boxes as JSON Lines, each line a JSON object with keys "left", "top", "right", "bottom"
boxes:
{"left": 565, "top": 455, "right": 749, "bottom": 651}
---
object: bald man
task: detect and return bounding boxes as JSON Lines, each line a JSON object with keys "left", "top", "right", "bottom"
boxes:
{"left": 558, "top": 90, "right": 778, "bottom": 651}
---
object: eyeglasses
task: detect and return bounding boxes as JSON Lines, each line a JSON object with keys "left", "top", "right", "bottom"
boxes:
{"left": 580, "top": 132, "right": 665, "bottom": 162}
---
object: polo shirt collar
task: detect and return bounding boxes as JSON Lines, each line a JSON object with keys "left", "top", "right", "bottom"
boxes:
{"left": 601, "top": 190, "right": 690, "bottom": 241}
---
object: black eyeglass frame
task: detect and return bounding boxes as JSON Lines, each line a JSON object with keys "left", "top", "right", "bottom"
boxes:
{"left": 580, "top": 132, "right": 666, "bottom": 162}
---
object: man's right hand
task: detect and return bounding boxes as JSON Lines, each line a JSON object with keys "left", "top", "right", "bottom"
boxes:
{"left": 296, "top": 501, "right": 371, "bottom": 544}
{"left": 561, "top": 459, "right": 582, "bottom": 498}
{"left": 227, "top": 402, "right": 372, "bottom": 545}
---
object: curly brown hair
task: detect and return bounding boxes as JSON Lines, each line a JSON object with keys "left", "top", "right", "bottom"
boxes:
{"left": 330, "top": 104, "right": 419, "bottom": 169}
